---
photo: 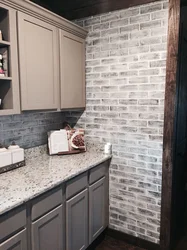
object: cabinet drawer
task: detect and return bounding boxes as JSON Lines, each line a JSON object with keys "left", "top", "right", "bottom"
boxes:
{"left": 89, "top": 161, "right": 108, "bottom": 185}
{"left": 32, "top": 188, "right": 62, "bottom": 221}
{"left": 66, "top": 172, "right": 87, "bottom": 200}
{"left": 0, "top": 207, "right": 26, "bottom": 242}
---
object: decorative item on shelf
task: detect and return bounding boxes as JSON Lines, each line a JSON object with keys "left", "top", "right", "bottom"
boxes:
{"left": 2, "top": 49, "right": 8, "bottom": 77}
{"left": 0, "top": 54, "right": 5, "bottom": 77}
{"left": 0, "top": 30, "right": 2, "bottom": 41}
{"left": 0, "top": 99, "right": 3, "bottom": 110}
{"left": 0, "top": 142, "right": 25, "bottom": 174}
{"left": 48, "top": 122, "right": 86, "bottom": 156}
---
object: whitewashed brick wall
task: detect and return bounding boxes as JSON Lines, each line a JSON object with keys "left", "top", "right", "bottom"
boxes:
{"left": 65, "top": 0, "right": 169, "bottom": 244}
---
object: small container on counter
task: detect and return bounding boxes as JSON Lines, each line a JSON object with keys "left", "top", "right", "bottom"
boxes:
{"left": 104, "top": 143, "right": 112, "bottom": 155}
{"left": 0, "top": 144, "right": 12, "bottom": 168}
{"left": 8, "top": 142, "right": 24, "bottom": 164}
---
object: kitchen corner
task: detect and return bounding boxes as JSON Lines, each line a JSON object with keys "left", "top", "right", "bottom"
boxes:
{"left": 0, "top": 0, "right": 170, "bottom": 249}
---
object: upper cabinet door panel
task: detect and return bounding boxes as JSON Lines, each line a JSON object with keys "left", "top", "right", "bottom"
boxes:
{"left": 17, "top": 12, "right": 59, "bottom": 111}
{"left": 60, "top": 30, "right": 86, "bottom": 109}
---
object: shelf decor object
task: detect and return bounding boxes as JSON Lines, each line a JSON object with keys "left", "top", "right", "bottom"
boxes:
{"left": 0, "top": 53, "right": 5, "bottom": 76}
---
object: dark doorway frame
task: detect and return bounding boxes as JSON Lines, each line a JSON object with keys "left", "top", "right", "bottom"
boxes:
{"left": 160, "top": 0, "right": 181, "bottom": 250}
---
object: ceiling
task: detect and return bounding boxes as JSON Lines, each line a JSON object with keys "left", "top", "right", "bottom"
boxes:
{"left": 31, "top": 0, "right": 160, "bottom": 20}
{"left": 182, "top": 0, "right": 187, "bottom": 5}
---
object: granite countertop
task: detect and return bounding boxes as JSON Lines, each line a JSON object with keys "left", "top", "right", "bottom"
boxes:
{"left": 0, "top": 144, "right": 111, "bottom": 216}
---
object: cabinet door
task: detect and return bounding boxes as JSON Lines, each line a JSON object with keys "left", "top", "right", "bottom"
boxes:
{"left": 66, "top": 189, "right": 88, "bottom": 250}
{"left": 89, "top": 177, "right": 108, "bottom": 244}
{"left": 17, "top": 12, "right": 59, "bottom": 111}
{"left": 0, "top": 229, "right": 27, "bottom": 250}
{"left": 59, "top": 30, "right": 86, "bottom": 109}
{"left": 32, "top": 205, "right": 64, "bottom": 250}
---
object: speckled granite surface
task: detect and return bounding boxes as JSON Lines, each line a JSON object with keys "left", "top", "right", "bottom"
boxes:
{"left": 0, "top": 143, "right": 111, "bottom": 216}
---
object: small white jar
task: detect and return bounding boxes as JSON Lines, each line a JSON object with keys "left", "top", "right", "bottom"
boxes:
{"left": 104, "top": 143, "right": 112, "bottom": 155}
{"left": 8, "top": 144, "right": 24, "bottom": 164}
{"left": 0, "top": 146, "right": 12, "bottom": 168}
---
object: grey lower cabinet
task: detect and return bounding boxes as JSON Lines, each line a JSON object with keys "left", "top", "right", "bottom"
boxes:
{"left": 0, "top": 161, "right": 109, "bottom": 250}
{"left": 0, "top": 229, "right": 27, "bottom": 250}
{"left": 66, "top": 189, "right": 88, "bottom": 250}
{"left": 32, "top": 205, "right": 64, "bottom": 250}
{"left": 89, "top": 177, "right": 107, "bottom": 244}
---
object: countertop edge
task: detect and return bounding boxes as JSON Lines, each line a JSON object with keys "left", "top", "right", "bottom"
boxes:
{"left": 0, "top": 155, "right": 112, "bottom": 216}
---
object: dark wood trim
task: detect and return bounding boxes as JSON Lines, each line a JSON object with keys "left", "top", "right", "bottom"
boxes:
{"left": 37, "top": 0, "right": 161, "bottom": 20}
{"left": 160, "top": 0, "right": 181, "bottom": 250}
{"left": 107, "top": 228, "right": 161, "bottom": 250}
{"left": 62, "top": 0, "right": 161, "bottom": 20}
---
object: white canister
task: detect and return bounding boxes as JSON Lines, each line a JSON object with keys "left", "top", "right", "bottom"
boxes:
{"left": 8, "top": 143, "right": 24, "bottom": 164}
{"left": 0, "top": 146, "right": 12, "bottom": 168}
{"left": 104, "top": 143, "right": 112, "bottom": 155}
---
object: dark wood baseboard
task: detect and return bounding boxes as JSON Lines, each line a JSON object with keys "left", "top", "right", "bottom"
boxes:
{"left": 86, "top": 228, "right": 107, "bottom": 250}
{"left": 107, "top": 228, "right": 161, "bottom": 250}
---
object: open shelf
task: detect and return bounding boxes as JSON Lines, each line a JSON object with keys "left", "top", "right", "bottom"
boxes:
{"left": 0, "top": 76, "right": 12, "bottom": 80}
{"left": 0, "top": 46, "right": 10, "bottom": 77}
{"left": 0, "top": 8, "right": 10, "bottom": 42}
{"left": 0, "top": 5, "right": 20, "bottom": 116}
{"left": 0, "top": 40, "right": 10, "bottom": 48}
{"left": 0, "top": 109, "right": 15, "bottom": 115}
{"left": 0, "top": 79, "right": 13, "bottom": 111}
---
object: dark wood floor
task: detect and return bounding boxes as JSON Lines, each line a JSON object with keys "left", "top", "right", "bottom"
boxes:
{"left": 95, "top": 236, "right": 146, "bottom": 250}
{"left": 95, "top": 235, "right": 187, "bottom": 250}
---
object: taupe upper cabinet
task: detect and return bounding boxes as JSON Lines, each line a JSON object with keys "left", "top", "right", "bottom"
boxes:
{"left": 17, "top": 12, "right": 59, "bottom": 111}
{"left": 60, "top": 30, "right": 86, "bottom": 109}
{"left": 0, "top": 0, "right": 87, "bottom": 114}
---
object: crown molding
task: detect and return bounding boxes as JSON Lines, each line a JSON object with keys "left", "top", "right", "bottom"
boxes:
{"left": 0, "top": 0, "right": 88, "bottom": 38}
